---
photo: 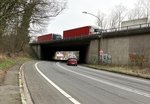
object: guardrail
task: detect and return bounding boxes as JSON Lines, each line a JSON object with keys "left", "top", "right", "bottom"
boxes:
{"left": 105, "top": 23, "right": 150, "bottom": 33}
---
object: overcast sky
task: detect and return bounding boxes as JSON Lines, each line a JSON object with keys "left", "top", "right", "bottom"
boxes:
{"left": 45, "top": 0, "right": 137, "bottom": 35}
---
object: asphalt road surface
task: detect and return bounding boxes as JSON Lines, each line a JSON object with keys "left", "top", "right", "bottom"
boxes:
{"left": 22, "top": 61, "right": 150, "bottom": 104}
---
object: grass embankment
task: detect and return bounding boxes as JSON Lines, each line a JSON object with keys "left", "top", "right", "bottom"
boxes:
{"left": 84, "top": 64, "right": 150, "bottom": 79}
{"left": 0, "top": 56, "right": 31, "bottom": 83}
{"left": 0, "top": 56, "right": 31, "bottom": 70}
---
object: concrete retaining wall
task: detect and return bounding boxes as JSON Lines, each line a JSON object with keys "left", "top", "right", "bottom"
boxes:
{"left": 86, "top": 40, "right": 99, "bottom": 64}
{"left": 87, "top": 34, "right": 150, "bottom": 66}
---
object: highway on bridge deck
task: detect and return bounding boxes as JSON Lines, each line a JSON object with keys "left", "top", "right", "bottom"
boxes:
{"left": 22, "top": 61, "right": 150, "bottom": 104}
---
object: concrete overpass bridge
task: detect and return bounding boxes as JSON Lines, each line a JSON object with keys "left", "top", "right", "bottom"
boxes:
{"left": 30, "top": 34, "right": 98, "bottom": 63}
{"left": 30, "top": 23, "right": 150, "bottom": 66}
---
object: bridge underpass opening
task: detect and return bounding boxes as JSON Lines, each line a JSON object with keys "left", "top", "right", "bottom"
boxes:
{"left": 54, "top": 51, "right": 79, "bottom": 61}
{"left": 40, "top": 45, "right": 55, "bottom": 61}
{"left": 40, "top": 44, "right": 89, "bottom": 64}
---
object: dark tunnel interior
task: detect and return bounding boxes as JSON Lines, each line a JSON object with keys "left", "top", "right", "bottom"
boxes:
{"left": 40, "top": 44, "right": 89, "bottom": 63}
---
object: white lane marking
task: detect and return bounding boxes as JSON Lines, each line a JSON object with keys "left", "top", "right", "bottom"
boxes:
{"left": 56, "top": 62, "right": 150, "bottom": 98}
{"left": 35, "top": 62, "right": 81, "bottom": 104}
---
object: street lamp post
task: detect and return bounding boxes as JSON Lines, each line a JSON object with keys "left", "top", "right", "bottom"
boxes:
{"left": 82, "top": 11, "right": 103, "bottom": 64}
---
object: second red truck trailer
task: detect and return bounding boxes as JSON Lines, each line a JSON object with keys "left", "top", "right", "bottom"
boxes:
{"left": 63, "top": 26, "right": 100, "bottom": 39}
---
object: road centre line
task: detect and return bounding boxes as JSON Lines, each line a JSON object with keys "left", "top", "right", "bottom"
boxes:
{"left": 35, "top": 62, "right": 81, "bottom": 104}
{"left": 56, "top": 62, "right": 150, "bottom": 98}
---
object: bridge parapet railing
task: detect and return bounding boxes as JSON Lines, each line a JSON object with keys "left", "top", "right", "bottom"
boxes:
{"left": 105, "top": 23, "right": 150, "bottom": 33}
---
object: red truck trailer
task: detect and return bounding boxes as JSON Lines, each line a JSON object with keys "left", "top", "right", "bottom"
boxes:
{"left": 37, "top": 33, "right": 62, "bottom": 42}
{"left": 63, "top": 26, "right": 100, "bottom": 39}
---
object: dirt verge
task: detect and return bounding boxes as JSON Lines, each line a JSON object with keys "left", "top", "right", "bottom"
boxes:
{"left": 0, "top": 70, "right": 6, "bottom": 85}
{"left": 0, "top": 65, "right": 21, "bottom": 104}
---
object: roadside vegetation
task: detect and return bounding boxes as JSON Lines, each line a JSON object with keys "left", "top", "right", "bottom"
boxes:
{"left": 0, "top": 0, "right": 67, "bottom": 83}
{"left": 0, "top": 0, "right": 67, "bottom": 85}
{"left": 85, "top": 64, "right": 150, "bottom": 79}
{"left": 0, "top": 53, "right": 31, "bottom": 83}
{"left": 0, "top": 0, "right": 67, "bottom": 57}
{"left": 0, "top": 55, "right": 31, "bottom": 70}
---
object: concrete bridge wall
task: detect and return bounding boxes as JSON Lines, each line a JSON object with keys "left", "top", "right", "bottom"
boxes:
{"left": 86, "top": 40, "right": 99, "bottom": 64}
{"left": 86, "top": 33, "right": 150, "bottom": 66}
{"left": 32, "top": 45, "right": 41, "bottom": 59}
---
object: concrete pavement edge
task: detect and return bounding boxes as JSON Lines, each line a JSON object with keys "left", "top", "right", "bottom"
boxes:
{"left": 19, "top": 64, "right": 33, "bottom": 104}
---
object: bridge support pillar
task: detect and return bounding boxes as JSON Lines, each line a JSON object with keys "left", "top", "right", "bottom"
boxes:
{"left": 32, "top": 45, "right": 41, "bottom": 59}
{"left": 86, "top": 39, "right": 99, "bottom": 64}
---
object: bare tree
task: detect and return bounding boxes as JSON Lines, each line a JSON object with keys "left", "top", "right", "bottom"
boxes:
{"left": 139, "top": 0, "right": 150, "bottom": 17}
{"left": 127, "top": 0, "right": 150, "bottom": 20}
{"left": 0, "top": 0, "right": 67, "bottom": 54}
{"left": 96, "top": 10, "right": 107, "bottom": 29}
{"left": 108, "top": 12, "right": 118, "bottom": 28}
{"left": 108, "top": 4, "right": 126, "bottom": 28}
{"left": 15, "top": 0, "right": 67, "bottom": 52}
{"left": 127, "top": 1, "right": 145, "bottom": 20}
{"left": 30, "top": 0, "right": 67, "bottom": 34}
{"left": 0, "top": 0, "right": 22, "bottom": 53}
